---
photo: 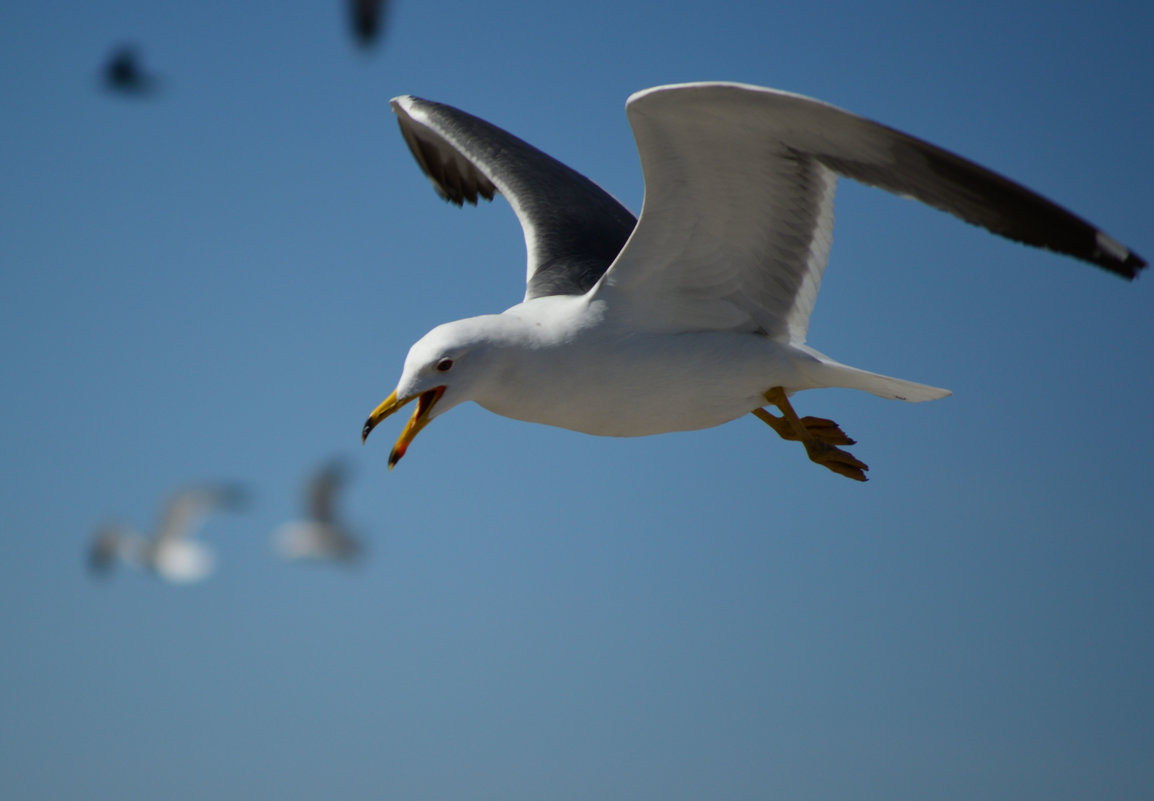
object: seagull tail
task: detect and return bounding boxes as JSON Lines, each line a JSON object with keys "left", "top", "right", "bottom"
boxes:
{"left": 793, "top": 347, "right": 951, "bottom": 402}
{"left": 835, "top": 367, "right": 952, "bottom": 402}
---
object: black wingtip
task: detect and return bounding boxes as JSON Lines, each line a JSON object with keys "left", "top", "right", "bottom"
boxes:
{"left": 1090, "top": 229, "right": 1145, "bottom": 280}
{"left": 1102, "top": 247, "right": 1146, "bottom": 281}
{"left": 1120, "top": 251, "right": 1147, "bottom": 281}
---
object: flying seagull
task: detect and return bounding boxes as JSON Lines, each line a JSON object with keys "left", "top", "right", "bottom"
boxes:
{"left": 102, "top": 44, "right": 158, "bottom": 95}
{"left": 362, "top": 82, "right": 1144, "bottom": 481}
{"left": 273, "top": 460, "right": 362, "bottom": 562}
{"left": 348, "top": 0, "right": 389, "bottom": 47}
{"left": 88, "top": 484, "right": 247, "bottom": 583}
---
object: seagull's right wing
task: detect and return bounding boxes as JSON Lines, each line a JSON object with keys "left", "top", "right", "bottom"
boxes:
{"left": 391, "top": 95, "right": 637, "bottom": 299}
{"left": 307, "top": 462, "right": 346, "bottom": 524}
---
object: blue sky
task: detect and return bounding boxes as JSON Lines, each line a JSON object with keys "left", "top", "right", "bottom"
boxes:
{"left": 2, "top": 1, "right": 1152, "bottom": 799}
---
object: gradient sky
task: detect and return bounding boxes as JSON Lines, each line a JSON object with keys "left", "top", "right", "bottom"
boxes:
{"left": 2, "top": 1, "right": 1152, "bottom": 799}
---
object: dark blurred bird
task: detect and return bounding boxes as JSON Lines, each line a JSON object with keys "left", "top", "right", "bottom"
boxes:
{"left": 88, "top": 484, "right": 248, "bottom": 583}
{"left": 102, "top": 44, "right": 158, "bottom": 95}
{"left": 273, "top": 460, "right": 362, "bottom": 563}
{"left": 348, "top": 0, "right": 389, "bottom": 47}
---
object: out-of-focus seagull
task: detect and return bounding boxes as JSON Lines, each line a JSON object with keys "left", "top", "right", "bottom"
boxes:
{"left": 273, "top": 461, "right": 362, "bottom": 562}
{"left": 362, "top": 82, "right": 1145, "bottom": 481}
{"left": 348, "top": 0, "right": 389, "bottom": 48}
{"left": 88, "top": 485, "right": 247, "bottom": 583}
{"left": 102, "top": 44, "right": 158, "bottom": 95}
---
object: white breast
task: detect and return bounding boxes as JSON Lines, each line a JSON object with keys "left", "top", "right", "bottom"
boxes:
{"left": 474, "top": 321, "right": 802, "bottom": 437}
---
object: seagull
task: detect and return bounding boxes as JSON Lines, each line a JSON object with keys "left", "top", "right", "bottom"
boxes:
{"left": 102, "top": 44, "right": 158, "bottom": 95}
{"left": 348, "top": 0, "right": 388, "bottom": 47}
{"left": 273, "top": 460, "right": 362, "bottom": 562}
{"left": 88, "top": 485, "right": 247, "bottom": 583}
{"left": 362, "top": 82, "right": 1144, "bottom": 481}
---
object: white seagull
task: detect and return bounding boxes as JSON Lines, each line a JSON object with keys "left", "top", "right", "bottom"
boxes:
{"left": 89, "top": 484, "right": 247, "bottom": 583}
{"left": 273, "top": 460, "right": 362, "bottom": 562}
{"left": 362, "top": 82, "right": 1144, "bottom": 481}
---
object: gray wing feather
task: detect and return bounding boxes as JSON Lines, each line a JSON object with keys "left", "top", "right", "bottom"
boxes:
{"left": 634, "top": 83, "right": 1144, "bottom": 280}
{"left": 600, "top": 83, "right": 1144, "bottom": 341}
{"left": 391, "top": 95, "right": 638, "bottom": 299}
{"left": 814, "top": 120, "right": 1145, "bottom": 279}
{"left": 307, "top": 462, "right": 347, "bottom": 524}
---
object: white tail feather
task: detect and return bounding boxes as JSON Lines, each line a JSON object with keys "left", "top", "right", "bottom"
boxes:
{"left": 793, "top": 347, "right": 951, "bottom": 402}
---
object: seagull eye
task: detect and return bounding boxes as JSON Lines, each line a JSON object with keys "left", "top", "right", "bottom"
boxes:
{"left": 435, "top": 358, "right": 454, "bottom": 373}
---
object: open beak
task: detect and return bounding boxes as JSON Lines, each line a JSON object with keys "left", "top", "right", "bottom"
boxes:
{"left": 361, "top": 386, "right": 446, "bottom": 469}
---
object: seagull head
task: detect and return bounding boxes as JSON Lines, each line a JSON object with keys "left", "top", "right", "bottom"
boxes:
{"left": 362, "top": 316, "right": 514, "bottom": 468}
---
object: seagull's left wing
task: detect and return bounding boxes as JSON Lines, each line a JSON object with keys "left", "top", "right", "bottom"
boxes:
{"left": 155, "top": 485, "right": 247, "bottom": 545}
{"left": 391, "top": 95, "right": 637, "bottom": 299}
{"left": 598, "top": 82, "right": 1144, "bottom": 340}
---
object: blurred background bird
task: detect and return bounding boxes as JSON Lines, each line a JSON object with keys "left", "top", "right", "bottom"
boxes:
{"left": 272, "top": 459, "right": 362, "bottom": 563}
{"left": 88, "top": 484, "right": 248, "bottom": 584}
{"left": 101, "top": 43, "right": 160, "bottom": 95}
{"left": 347, "top": 0, "right": 389, "bottom": 48}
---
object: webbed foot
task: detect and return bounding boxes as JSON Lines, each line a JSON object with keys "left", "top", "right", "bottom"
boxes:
{"left": 751, "top": 408, "right": 856, "bottom": 446}
{"left": 757, "top": 388, "right": 869, "bottom": 481}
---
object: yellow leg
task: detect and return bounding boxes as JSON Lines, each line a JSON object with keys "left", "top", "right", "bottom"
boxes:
{"left": 760, "top": 387, "right": 869, "bottom": 481}
{"left": 751, "top": 407, "right": 793, "bottom": 439}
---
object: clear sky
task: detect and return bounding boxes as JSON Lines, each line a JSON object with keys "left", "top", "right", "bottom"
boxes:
{"left": 2, "top": 1, "right": 1152, "bottom": 799}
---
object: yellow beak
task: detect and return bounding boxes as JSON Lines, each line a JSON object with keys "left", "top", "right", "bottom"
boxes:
{"left": 362, "top": 386, "right": 446, "bottom": 469}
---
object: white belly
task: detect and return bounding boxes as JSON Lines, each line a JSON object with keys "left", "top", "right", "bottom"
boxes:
{"left": 474, "top": 330, "right": 809, "bottom": 437}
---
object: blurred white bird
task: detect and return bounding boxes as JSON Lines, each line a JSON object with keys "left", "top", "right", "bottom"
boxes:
{"left": 273, "top": 461, "right": 362, "bottom": 563}
{"left": 88, "top": 485, "right": 247, "bottom": 584}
